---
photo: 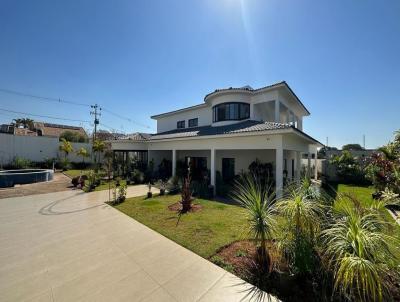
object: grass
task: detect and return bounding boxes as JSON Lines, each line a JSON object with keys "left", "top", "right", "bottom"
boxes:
{"left": 63, "top": 169, "right": 90, "bottom": 178}
{"left": 115, "top": 183, "right": 399, "bottom": 261}
{"left": 114, "top": 194, "right": 249, "bottom": 258}
{"left": 333, "top": 183, "right": 400, "bottom": 235}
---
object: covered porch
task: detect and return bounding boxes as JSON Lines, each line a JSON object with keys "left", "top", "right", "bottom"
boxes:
{"left": 148, "top": 137, "right": 318, "bottom": 197}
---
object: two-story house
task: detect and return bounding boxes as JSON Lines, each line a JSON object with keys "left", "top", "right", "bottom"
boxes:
{"left": 109, "top": 81, "right": 322, "bottom": 196}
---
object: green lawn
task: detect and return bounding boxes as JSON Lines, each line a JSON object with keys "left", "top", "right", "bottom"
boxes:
{"left": 333, "top": 183, "right": 400, "bottom": 235}
{"left": 114, "top": 194, "right": 249, "bottom": 258}
{"left": 63, "top": 169, "right": 89, "bottom": 178}
{"left": 334, "top": 183, "right": 375, "bottom": 207}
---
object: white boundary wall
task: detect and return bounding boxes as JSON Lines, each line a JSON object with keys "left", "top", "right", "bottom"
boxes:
{"left": 0, "top": 133, "right": 93, "bottom": 165}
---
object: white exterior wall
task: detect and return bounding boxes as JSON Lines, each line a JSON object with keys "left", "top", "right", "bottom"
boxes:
{"left": 0, "top": 133, "right": 93, "bottom": 165}
{"left": 152, "top": 86, "right": 309, "bottom": 133}
{"left": 110, "top": 141, "right": 148, "bottom": 151}
{"left": 156, "top": 106, "right": 211, "bottom": 133}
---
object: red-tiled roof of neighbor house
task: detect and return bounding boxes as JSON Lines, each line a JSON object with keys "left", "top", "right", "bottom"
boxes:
{"left": 33, "top": 122, "right": 87, "bottom": 138}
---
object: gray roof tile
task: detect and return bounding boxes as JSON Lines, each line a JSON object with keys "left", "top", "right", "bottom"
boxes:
{"left": 149, "top": 120, "right": 291, "bottom": 140}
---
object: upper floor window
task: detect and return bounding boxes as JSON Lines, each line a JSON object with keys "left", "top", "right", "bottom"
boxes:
{"left": 188, "top": 118, "right": 198, "bottom": 128}
{"left": 212, "top": 102, "right": 250, "bottom": 123}
{"left": 177, "top": 120, "right": 185, "bottom": 129}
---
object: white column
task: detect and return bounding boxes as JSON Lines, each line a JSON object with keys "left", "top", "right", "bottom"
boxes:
{"left": 210, "top": 148, "right": 216, "bottom": 194}
{"left": 172, "top": 149, "right": 176, "bottom": 177}
{"left": 307, "top": 153, "right": 311, "bottom": 178}
{"left": 297, "top": 118, "right": 303, "bottom": 131}
{"left": 276, "top": 147, "right": 283, "bottom": 198}
{"left": 296, "top": 151, "right": 301, "bottom": 181}
{"left": 314, "top": 154, "right": 318, "bottom": 180}
{"left": 274, "top": 100, "right": 280, "bottom": 123}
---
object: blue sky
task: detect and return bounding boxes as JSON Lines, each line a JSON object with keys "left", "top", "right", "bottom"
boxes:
{"left": 0, "top": 0, "right": 399, "bottom": 148}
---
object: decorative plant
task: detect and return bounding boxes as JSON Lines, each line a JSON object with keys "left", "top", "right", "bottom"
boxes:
{"left": 330, "top": 150, "right": 367, "bottom": 184}
{"left": 92, "top": 139, "right": 106, "bottom": 170}
{"left": 117, "top": 183, "right": 127, "bottom": 203}
{"left": 157, "top": 179, "right": 167, "bottom": 195}
{"left": 59, "top": 138, "right": 73, "bottom": 161}
{"left": 76, "top": 147, "right": 89, "bottom": 164}
{"left": 321, "top": 196, "right": 400, "bottom": 302}
{"left": 232, "top": 173, "right": 277, "bottom": 272}
{"left": 180, "top": 175, "right": 193, "bottom": 213}
{"left": 166, "top": 176, "right": 180, "bottom": 194}
{"left": 86, "top": 170, "right": 96, "bottom": 192}
{"left": 147, "top": 182, "right": 152, "bottom": 198}
{"left": 276, "top": 180, "right": 325, "bottom": 274}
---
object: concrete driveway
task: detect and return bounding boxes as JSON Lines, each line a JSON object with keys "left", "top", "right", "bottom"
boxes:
{"left": 0, "top": 186, "right": 272, "bottom": 302}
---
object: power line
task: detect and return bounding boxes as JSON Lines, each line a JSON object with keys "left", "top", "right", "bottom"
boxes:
{"left": 0, "top": 88, "right": 90, "bottom": 107}
{"left": 0, "top": 87, "right": 153, "bottom": 130}
{"left": 101, "top": 108, "right": 151, "bottom": 129}
{"left": 0, "top": 108, "right": 91, "bottom": 123}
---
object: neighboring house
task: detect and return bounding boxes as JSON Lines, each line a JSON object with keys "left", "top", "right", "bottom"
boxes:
{"left": 0, "top": 121, "right": 87, "bottom": 139}
{"left": 33, "top": 122, "right": 87, "bottom": 138}
{"left": 109, "top": 81, "right": 322, "bottom": 196}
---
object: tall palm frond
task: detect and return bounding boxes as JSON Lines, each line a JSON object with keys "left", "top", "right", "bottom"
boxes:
{"left": 232, "top": 173, "right": 277, "bottom": 271}
{"left": 322, "top": 196, "right": 400, "bottom": 302}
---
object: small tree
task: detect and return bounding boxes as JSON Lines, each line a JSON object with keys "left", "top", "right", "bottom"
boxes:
{"left": 59, "top": 138, "right": 73, "bottom": 160}
{"left": 342, "top": 143, "right": 364, "bottom": 151}
{"left": 76, "top": 147, "right": 89, "bottom": 164}
{"left": 232, "top": 173, "right": 277, "bottom": 272}
{"left": 92, "top": 139, "right": 106, "bottom": 170}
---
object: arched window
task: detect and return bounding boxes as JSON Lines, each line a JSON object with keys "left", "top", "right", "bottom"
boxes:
{"left": 212, "top": 102, "right": 250, "bottom": 122}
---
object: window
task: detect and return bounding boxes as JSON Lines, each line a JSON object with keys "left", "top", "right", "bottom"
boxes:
{"left": 188, "top": 118, "right": 198, "bottom": 128}
{"left": 222, "top": 158, "right": 235, "bottom": 181}
{"left": 212, "top": 102, "right": 250, "bottom": 122}
{"left": 177, "top": 120, "right": 185, "bottom": 129}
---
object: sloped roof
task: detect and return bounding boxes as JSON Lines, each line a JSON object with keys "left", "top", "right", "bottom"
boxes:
{"left": 33, "top": 122, "right": 87, "bottom": 138}
{"left": 149, "top": 120, "right": 291, "bottom": 140}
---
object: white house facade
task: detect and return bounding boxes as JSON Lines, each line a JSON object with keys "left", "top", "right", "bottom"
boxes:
{"left": 109, "top": 81, "right": 322, "bottom": 197}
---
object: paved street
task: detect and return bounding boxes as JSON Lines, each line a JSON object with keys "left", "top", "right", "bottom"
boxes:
{"left": 0, "top": 186, "right": 272, "bottom": 302}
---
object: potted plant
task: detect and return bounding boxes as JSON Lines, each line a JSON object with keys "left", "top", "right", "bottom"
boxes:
{"left": 147, "top": 182, "right": 152, "bottom": 198}
{"left": 118, "top": 183, "right": 127, "bottom": 203}
{"left": 157, "top": 179, "right": 166, "bottom": 196}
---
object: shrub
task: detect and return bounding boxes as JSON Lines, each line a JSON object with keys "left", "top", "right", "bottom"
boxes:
{"left": 232, "top": 173, "right": 277, "bottom": 273}
{"left": 276, "top": 179, "right": 325, "bottom": 274}
{"left": 60, "top": 130, "right": 88, "bottom": 143}
{"left": 132, "top": 169, "right": 145, "bottom": 184}
{"left": 321, "top": 195, "right": 400, "bottom": 301}
{"left": 10, "top": 156, "right": 31, "bottom": 169}
{"left": 330, "top": 150, "right": 368, "bottom": 184}
{"left": 166, "top": 176, "right": 181, "bottom": 194}
{"left": 58, "top": 158, "right": 71, "bottom": 171}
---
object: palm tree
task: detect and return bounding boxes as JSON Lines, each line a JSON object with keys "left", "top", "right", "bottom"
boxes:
{"left": 12, "top": 118, "right": 34, "bottom": 130}
{"left": 92, "top": 139, "right": 106, "bottom": 169}
{"left": 276, "top": 180, "right": 325, "bottom": 273}
{"left": 232, "top": 173, "right": 277, "bottom": 272}
{"left": 59, "top": 138, "right": 73, "bottom": 160}
{"left": 321, "top": 196, "right": 400, "bottom": 302}
{"left": 76, "top": 147, "right": 89, "bottom": 164}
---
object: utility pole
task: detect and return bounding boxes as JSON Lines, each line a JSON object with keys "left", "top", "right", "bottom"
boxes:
{"left": 90, "top": 104, "right": 101, "bottom": 141}
{"left": 326, "top": 137, "right": 329, "bottom": 148}
{"left": 363, "top": 134, "right": 366, "bottom": 149}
